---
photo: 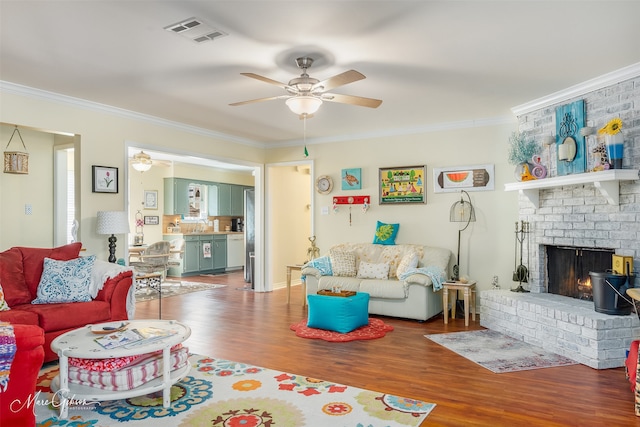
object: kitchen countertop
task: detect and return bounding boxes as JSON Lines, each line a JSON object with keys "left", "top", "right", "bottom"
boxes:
{"left": 163, "top": 231, "right": 244, "bottom": 236}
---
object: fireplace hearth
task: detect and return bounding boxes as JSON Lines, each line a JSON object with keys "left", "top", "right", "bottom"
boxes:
{"left": 546, "top": 245, "right": 614, "bottom": 300}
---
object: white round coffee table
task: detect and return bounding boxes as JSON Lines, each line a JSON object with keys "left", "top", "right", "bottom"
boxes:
{"left": 50, "top": 319, "right": 191, "bottom": 419}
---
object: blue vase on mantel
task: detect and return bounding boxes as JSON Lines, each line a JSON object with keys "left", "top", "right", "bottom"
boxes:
{"left": 605, "top": 133, "right": 624, "bottom": 169}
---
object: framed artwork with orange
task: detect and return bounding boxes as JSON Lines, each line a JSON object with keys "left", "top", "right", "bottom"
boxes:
{"left": 433, "top": 164, "right": 494, "bottom": 193}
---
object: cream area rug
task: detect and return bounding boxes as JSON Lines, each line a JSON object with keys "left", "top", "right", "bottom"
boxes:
{"left": 135, "top": 281, "right": 226, "bottom": 302}
{"left": 425, "top": 329, "right": 577, "bottom": 373}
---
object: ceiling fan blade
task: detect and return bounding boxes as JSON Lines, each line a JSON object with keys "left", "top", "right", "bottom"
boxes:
{"left": 322, "top": 93, "right": 382, "bottom": 108}
{"left": 241, "top": 72, "right": 289, "bottom": 89}
{"left": 313, "top": 70, "right": 365, "bottom": 92}
{"left": 229, "top": 95, "right": 289, "bottom": 107}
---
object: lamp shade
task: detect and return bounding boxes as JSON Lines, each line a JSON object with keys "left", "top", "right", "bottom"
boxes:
{"left": 286, "top": 96, "right": 322, "bottom": 116}
{"left": 96, "top": 211, "right": 130, "bottom": 235}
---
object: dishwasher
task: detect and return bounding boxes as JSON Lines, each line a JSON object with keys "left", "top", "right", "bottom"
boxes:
{"left": 226, "top": 234, "right": 244, "bottom": 270}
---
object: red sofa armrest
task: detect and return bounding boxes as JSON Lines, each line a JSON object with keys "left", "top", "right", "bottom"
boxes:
{"left": 95, "top": 270, "right": 134, "bottom": 320}
{"left": 1, "top": 324, "right": 45, "bottom": 427}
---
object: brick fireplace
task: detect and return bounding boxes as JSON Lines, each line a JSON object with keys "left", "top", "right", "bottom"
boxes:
{"left": 480, "top": 72, "right": 640, "bottom": 369}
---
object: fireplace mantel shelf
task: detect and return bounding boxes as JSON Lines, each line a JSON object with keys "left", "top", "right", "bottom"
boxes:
{"left": 504, "top": 169, "right": 640, "bottom": 208}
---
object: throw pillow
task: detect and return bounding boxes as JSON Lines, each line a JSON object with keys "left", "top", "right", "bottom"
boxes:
{"left": 0, "top": 283, "right": 10, "bottom": 311}
{"left": 329, "top": 250, "right": 356, "bottom": 277}
{"left": 373, "top": 221, "right": 399, "bottom": 245}
{"left": 304, "top": 256, "right": 333, "bottom": 276}
{"left": 32, "top": 255, "right": 96, "bottom": 304}
{"left": 396, "top": 251, "right": 420, "bottom": 278}
{"left": 357, "top": 262, "right": 390, "bottom": 280}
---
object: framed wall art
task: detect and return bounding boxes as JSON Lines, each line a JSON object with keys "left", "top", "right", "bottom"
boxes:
{"left": 144, "top": 215, "right": 159, "bottom": 225}
{"left": 92, "top": 165, "right": 118, "bottom": 193}
{"left": 433, "top": 164, "right": 495, "bottom": 193}
{"left": 144, "top": 190, "right": 158, "bottom": 209}
{"left": 341, "top": 168, "right": 362, "bottom": 190}
{"left": 379, "top": 165, "right": 426, "bottom": 205}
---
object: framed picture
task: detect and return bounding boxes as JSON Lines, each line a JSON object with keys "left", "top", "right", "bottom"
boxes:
{"left": 144, "top": 190, "right": 158, "bottom": 209}
{"left": 433, "top": 164, "right": 495, "bottom": 193}
{"left": 341, "top": 168, "right": 362, "bottom": 190}
{"left": 144, "top": 215, "right": 159, "bottom": 225}
{"left": 379, "top": 165, "right": 426, "bottom": 205}
{"left": 92, "top": 166, "right": 118, "bottom": 193}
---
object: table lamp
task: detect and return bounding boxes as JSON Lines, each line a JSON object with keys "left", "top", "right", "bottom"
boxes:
{"left": 449, "top": 190, "right": 475, "bottom": 281}
{"left": 96, "top": 211, "right": 130, "bottom": 263}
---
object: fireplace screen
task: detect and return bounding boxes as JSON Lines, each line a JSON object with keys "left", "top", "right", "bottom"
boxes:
{"left": 546, "top": 246, "right": 614, "bottom": 299}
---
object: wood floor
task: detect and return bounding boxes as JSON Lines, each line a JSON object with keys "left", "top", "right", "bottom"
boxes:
{"left": 134, "top": 272, "right": 639, "bottom": 426}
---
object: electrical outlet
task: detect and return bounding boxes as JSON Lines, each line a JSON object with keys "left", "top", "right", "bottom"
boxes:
{"left": 25, "top": 204, "right": 32, "bottom": 215}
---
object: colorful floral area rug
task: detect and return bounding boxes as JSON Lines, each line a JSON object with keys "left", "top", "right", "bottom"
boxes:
{"left": 35, "top": 354, "right": 434, "bottom": 426}
{"left": 425, "top": 329, "right": 578, "bottom": 373}
{"left": 135, "top": 281, "right": 226, "bottom": 302}
{"left": 290, "top": 318, "right": 394, "bottom": 342}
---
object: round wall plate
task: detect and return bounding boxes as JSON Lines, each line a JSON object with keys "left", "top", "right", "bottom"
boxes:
{"left": 315, "top": 175, "right": 333, "bottom": 194}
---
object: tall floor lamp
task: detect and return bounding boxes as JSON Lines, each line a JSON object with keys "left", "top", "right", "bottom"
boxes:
{"left": 449, "top": 190, "right": 476, "bottom": 281}
{"left": 96, "top": 211, "right": 130, "bottom": 263}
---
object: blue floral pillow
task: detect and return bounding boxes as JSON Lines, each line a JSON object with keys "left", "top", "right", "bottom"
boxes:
{"left": 373, "top": 221, "right": 399, "bottom": 245}
{"left": 304, "top": 256, "right": 333, "bottom": 276}
{"left": 32, "top": 256, "right": 96, "bottom": 304}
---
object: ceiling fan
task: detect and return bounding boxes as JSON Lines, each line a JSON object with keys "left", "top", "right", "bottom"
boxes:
{"left": 230, "top": 57, "right": 382, "bottom": 117}
{"left": 129, "top": 151, "right": 171, "bottom": 172}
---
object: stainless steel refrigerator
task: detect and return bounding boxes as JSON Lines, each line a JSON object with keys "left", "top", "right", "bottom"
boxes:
{"left": 244, "top": 188, "right": 255, "bottom": 287}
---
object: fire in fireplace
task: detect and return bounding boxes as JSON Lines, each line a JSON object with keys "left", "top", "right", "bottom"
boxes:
{"left": 546, "top": 246, "right": 615, "bottom": 300}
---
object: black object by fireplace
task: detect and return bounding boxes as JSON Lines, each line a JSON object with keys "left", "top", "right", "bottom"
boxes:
{"left": 589, "top": 271, "right": 635, "bottom": 315}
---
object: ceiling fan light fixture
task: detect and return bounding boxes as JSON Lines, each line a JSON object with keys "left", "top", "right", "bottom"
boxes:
{"left": 286, "top": 96, "right": 322, "bottom": 116}
{"left": 131, "top": 151, "right": 152, "bottom": 172}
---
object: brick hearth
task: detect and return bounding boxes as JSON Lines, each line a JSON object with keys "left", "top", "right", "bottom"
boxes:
{"left": 480, "top": 290, "right": 640, "bottom": 369}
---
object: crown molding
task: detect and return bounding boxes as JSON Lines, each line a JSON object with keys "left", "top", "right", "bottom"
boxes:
{"left": 0, "top": 80, "right": 263, "bottom": 148}
{"left": 511, "top": 62, "right": 640, "bottom": 117}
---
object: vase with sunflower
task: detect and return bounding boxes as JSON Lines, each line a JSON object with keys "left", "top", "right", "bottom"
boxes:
{"left": 599, "top": 118, "right": 624, "bottom": 169}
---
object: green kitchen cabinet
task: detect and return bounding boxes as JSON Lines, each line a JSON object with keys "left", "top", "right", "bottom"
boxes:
{"left": 183, "top": 235, "right": 200, "bottom": 274}
{"left": 213, "top": 234, "right": 227, "bottom": 271}
{"left": 217, "top": 183, "right": 231, "bottom": 216}
{"left": 199, "top": 234, "right": 214, "bottom": 271}
{"left": 230, "top": 184, "right": 245, "bottom": 216}
{"left": 164, "top": 178, "right": 191, "bottom": 215}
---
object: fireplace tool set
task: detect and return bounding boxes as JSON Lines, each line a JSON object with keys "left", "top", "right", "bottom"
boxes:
{"left": 512, "top": 220, "right": 530, "bottom": 292}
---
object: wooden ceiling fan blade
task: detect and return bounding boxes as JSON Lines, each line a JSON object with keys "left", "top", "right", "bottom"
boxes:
{"left": 322, "top": 93, "right": 382, "bottom": 108}
{"left": 313, "top": 70, "right": 365, "bottom": 92}
{"left": 229, "top": 95, "right": 289, "bottom": 107}
{"left": 241, "top": 72, "right": 289, "bottom": 89}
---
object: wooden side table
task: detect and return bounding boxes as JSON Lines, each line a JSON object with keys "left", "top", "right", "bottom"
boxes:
{"left": 443, "top": 280, "right": 477, "bottom": 326}
{"left": 286, "top": 264, "right": 305, "bottom": 306}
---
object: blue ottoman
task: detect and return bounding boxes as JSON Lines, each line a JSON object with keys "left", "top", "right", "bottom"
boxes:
{"left": 307, "top": 292, "right": 370, "bottom": 333}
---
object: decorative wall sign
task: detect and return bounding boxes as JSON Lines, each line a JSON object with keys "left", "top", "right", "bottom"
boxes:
{"left": 433, "top": 164, "right": 494, "bottom": 193}
{"left": 144, "top": 190, "right": 158, "bottom": 209}
{"left": 379, "top": 165, "right": 426, "bottom": 205}
{"left": 92, "top": 166, "right": 118, "bottom": 193}
{"left": 556, "top": 100, "right": 586, "bottom": 176}
{"left": 144, "top": 215, "right": 159, "bottom": 225}
{"left": 341, "top": 168, "right": 362, "bottom": 190}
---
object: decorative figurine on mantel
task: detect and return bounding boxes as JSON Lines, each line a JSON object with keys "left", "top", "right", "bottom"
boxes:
{"left": 307, "top": 236, "right": 320, "bottom": 262}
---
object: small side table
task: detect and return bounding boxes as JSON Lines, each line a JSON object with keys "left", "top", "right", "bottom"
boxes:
{"left": 443, "top": 280, "right": 477, "bottom": 327}
{"left": 286, "top": 264, "right": 305, "bottom": 306}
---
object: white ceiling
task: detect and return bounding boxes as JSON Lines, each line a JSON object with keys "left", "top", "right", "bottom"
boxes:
{"left": 1, "top": 1, "right": 640, "bottom": 148}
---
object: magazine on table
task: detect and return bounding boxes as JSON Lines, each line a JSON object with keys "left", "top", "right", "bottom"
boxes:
{"left": 94, "top": 329, "right": 144, "bottom": 349}
{"left": 94, "top": 326, "right": 177, "bottom": 349}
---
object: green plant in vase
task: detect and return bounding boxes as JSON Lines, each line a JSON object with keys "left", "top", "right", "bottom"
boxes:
{"left": 507, "top": 131, "right": 539, "bottom": 181}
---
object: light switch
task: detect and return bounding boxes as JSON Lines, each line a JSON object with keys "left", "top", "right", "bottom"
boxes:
{"left": 25, "top": 204, "right": 33, "bottom": 215}
{"left": 321, "top": 206, "right": 329, "bottom": 215}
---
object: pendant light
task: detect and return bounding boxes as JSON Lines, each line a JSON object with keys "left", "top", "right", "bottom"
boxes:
{"left": 131, "top": 151, "right": 152, "bottom": 172}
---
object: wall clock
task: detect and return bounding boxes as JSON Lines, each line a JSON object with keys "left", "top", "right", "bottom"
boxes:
{"left": 315, "top": 175, "right": 333, "bottom": 194}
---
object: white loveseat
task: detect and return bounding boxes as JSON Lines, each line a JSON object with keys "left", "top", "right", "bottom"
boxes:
{"left": 302, "top": 243, "right": 452, "bottom": 321}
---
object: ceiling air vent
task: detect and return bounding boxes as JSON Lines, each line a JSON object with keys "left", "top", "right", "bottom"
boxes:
{"left": 164, "top": 17, "right": 228, "bottom": 44}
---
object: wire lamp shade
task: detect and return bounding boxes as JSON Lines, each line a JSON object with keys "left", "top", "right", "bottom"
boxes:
{"left": 96, "top": 211, "right": 130, "bottom": 263}
{"left": 449, "top": 190, "right": 475, "bottom": 280}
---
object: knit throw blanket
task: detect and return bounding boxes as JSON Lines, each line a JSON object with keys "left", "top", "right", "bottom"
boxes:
{"left": 0, "top": 322, "right": 16, "bottom": 392}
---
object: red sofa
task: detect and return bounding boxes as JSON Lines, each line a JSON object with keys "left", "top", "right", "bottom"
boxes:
{"left": 0, "top": 324, "right": 45, "bottom": 427}
{"left": 0, "top": 243, "right": 133, "bottom": 362}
